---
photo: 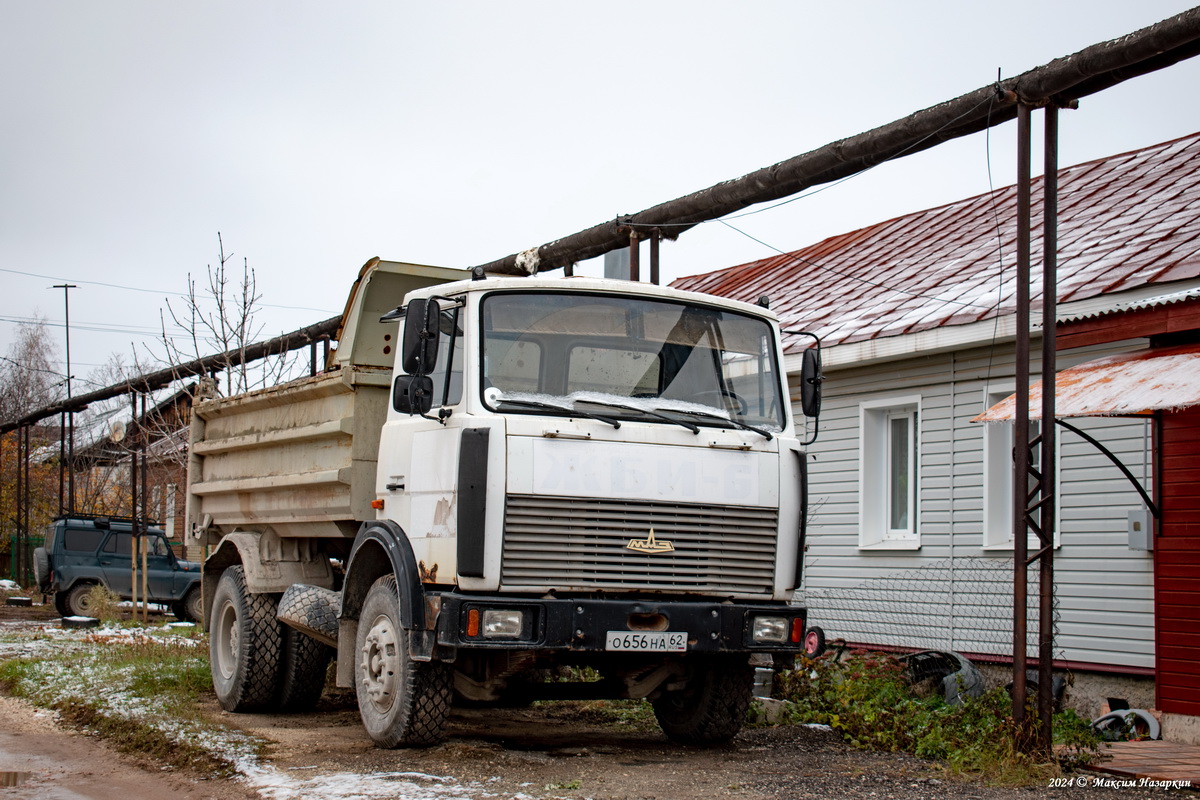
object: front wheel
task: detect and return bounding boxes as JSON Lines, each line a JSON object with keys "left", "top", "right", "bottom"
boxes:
{"left": 355, "top": 575, "right": 452, "bottom": 748}
{"left": 173, "top": 585, "right": 203, "bottom": 623}
{"left": 651, "top": 657, "right": 754, "bottom": 745}
{"left": 210, "top": 566, "right": 282, "bottom": 712}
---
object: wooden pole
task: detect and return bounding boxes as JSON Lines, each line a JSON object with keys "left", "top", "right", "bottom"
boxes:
{"left": 130, "top": 391, "right": 138, "bottom": 620}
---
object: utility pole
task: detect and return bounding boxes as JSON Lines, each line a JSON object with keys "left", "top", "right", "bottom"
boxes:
{"left": 52, "top": 284, "right": 77, "bottom": 513}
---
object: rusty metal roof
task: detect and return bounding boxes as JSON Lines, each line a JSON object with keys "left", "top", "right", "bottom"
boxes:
{"left": 672, "top": 131, "right": 1200, "bottom": 355}
{"left": 974, "top": 342, "right": 1200, "bottom": 420}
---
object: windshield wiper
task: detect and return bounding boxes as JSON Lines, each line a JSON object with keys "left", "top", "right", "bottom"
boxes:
{"left": 667, "top": 407, "right": 773, "bottom": 440}
{"left": 574, "top": 398, "right": 700, "bottom": 434}
{"left": 495, "top": 398, "right": 621, "bottom": 429}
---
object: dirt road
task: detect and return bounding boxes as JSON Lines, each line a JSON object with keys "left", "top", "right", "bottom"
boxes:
{"left": 3, "top": 686, "right": 1192, "bottom": 800}
{"left": 0, "top": 601, "right": 1185, "bottom": 800}
{"left": 0, "top": 694, "right": 255, "bottom": 800}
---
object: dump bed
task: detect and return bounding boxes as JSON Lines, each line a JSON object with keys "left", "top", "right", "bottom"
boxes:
{"left": 185, "top": 258, "right": 467, "bottom": 546}
{"left": 187, "top": 365, "right": 390, "bottom": 542}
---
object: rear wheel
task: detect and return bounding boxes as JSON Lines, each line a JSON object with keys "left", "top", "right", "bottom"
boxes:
{"left": 275, "top": 627, "right": 332, "bottom": 712}
{"left": 354, "top": 575, "right": 452, "bottom": 747}
{"left": 651, "top": 657, "right": 754, "bottom": 745}
{"left": 210, "top": 566, "right": 282, "bottom": 712}
{"left": 64, "top": 583, "right": 100, "bottom": 617}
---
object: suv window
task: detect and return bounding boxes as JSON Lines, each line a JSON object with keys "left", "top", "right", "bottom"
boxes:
{"left": 102, "top": 533, "right": 171, "bottom": 557}
{"left": 62, "top": 529, "right": 104, "bottom": 552}
{"left": 103, "top": 533, "right": 132, "bottom": 555}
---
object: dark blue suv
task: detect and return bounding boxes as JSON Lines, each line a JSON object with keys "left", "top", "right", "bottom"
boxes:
{"left": 34, "top": 515, "right": 202, "bottom": 621}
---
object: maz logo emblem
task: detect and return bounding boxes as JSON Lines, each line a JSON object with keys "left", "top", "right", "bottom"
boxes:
{"left": 626, "top": 528, "right": 675, "bottom": 554}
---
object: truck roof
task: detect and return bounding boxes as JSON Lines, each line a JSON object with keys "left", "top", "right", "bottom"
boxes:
{"left": 404, "top": 273, "right": 782, "bottom": 322}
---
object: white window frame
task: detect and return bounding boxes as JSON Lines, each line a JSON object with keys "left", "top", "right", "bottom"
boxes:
{"left": 982, "top": 385, "right": 1060, "bottom": 550}
{"left": 859, "top": 395, "right": 921, "bottom": 550}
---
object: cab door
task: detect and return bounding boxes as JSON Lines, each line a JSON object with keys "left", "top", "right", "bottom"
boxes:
{"left": 377, "top": 306, "right": 469, "bottom": 576}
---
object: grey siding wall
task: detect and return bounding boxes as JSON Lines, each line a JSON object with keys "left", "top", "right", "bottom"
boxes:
{"left": 794, "top": 339, "right": 1155, "bottom": 670}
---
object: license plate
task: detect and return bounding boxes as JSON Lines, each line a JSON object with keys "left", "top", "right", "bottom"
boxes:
{"left": 605, "top": 631, "right": 687, "bottom": 652}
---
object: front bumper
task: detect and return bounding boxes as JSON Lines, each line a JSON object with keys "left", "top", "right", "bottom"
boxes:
{"left": 434, "top": 594, "right": 807, "bottom": 654}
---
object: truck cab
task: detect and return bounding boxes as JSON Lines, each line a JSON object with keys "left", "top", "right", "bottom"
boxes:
{"left": 190, "top": 259, "right": 819, "bottom": 749}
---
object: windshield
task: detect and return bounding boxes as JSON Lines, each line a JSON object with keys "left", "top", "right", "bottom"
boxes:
{"left": 480, "top": 292, "right": 786, "bottom": 431}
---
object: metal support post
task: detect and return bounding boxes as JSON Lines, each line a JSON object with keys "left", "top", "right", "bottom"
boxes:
{"left": 1037, "top": 104, "right": 1059, "bottom": 753}
{"left": 628, "top": 231, "right": 640, "bottom": 282}
{"left": 1012, "top": 103, "right": 1032, "bottom": 738}
{"left": 650, "top": 229, "right": 661, "bottom": 286}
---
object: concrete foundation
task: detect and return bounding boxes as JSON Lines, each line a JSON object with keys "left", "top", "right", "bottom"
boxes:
{"left": 1163, "top": 713, "right": 1200, "bottom": 745}
{"left": 976, "top": 664, "right": 1156, "bottom": 720}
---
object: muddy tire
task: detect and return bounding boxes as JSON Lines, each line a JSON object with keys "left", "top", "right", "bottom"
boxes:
{"left": 651, "top": 657, "right": 754, "bottom": 746}
{"left": 64, "top": 583, "right": 100, "bottom": 618}
{"left": 53, "top": 592, "right": 71, "bottom": 617}
{"left": 354, "top": 575, "right": 451, "bottom": 748}
{"left": 210, "top": 566, "right": 282, "bottom": 712}
{"left": 276, "top": 627, "right": 332, "bottom": 712}
{"left": 172, "top": 585, "right": 203, "bottom": 623}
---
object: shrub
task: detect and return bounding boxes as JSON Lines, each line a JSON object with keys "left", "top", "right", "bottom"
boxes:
{"left": 84, "top": 584, "right": 123, "bottom": 622}
{"left": 774, "top": 651, "right": 1101, "bottom": 783}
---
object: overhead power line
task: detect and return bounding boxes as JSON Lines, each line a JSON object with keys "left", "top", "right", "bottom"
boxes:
{"left": 473, "top": 8, "right": 1200, "bottom": 276}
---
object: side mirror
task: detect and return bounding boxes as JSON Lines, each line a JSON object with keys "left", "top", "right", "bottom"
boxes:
{"left": 800, "top": 347, "right": 823, "bottom": 419}
{"left": 394, "top": 374, "right": 435, "bottom": 415}
{"left": 401, "top": 298, "right": 440, "bottom": 375}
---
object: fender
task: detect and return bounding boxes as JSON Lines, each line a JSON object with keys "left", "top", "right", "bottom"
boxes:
{"left": 336, "top": 520, "right": 434, "bottom": 684}
{"left": 201, "top": 531, "right": 334, "bottom": 625}
{"left": 201, "top": 533, "right": 262, "bottom": 626}
{"left": 341, "top": 519, "right": 426, "bottom": 631}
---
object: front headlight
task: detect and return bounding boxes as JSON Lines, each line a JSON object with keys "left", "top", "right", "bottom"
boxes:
{"left": 482, "top": 609, "right": 525, "bottom": 638}
{"left": 751, "top": 616, "right": 789, "bottom": 643}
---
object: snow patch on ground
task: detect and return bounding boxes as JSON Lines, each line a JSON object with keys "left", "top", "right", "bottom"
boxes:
{"left": 0, "top": 622, "right": 533, "bottom": 800}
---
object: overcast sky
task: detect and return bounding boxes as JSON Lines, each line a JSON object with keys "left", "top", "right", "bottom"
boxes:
{"left": 2, "top": 1, "right": 1199, "bottom": 386}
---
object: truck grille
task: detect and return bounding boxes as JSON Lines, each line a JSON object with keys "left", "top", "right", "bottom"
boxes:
{"left": 501, "top": 494, "right": 779, "bottom": 596}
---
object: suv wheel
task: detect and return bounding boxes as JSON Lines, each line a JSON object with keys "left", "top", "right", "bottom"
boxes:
{"left": 64, "top": 583, "right": 100, "bottom": 618}
{"left": 173, "top": 585, "right": 203, "bottom": 623}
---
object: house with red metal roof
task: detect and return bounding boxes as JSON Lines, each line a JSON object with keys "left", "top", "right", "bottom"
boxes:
{"left": 673, "top": 131, "right": 1200, "bottom": 742}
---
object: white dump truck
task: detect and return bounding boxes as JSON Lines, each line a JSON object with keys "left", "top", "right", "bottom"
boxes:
{"left": 188, "top": 257, "right": 821, "bottom": 747}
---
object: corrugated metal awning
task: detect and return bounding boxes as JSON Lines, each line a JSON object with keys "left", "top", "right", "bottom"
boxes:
{"left": 974, "top": 342, "right": 1200, "bottom": 421}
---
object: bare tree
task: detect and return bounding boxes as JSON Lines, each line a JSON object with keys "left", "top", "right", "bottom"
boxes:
{"left": 0, "top": 316, "right": 63, "bottom": 426}
{"left": 0, "top": 319, "right": 63, "bottom": 570}
{"left": 152, "top": 233, "right": 302, "bottom": 397}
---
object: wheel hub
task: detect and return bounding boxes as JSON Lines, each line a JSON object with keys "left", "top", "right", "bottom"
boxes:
{"left": 214, "top": 601, "right": 239, "bottom": 680}
{"left": 360, "top": 614, "right": 399, "bottom": 712}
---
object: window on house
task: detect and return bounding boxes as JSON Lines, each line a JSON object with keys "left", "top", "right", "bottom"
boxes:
{"left": 982, "top": 389, "right": 1058, "bottom": 549}
{"left": 859, "top": 397, "right": 920, "bottom": 548}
